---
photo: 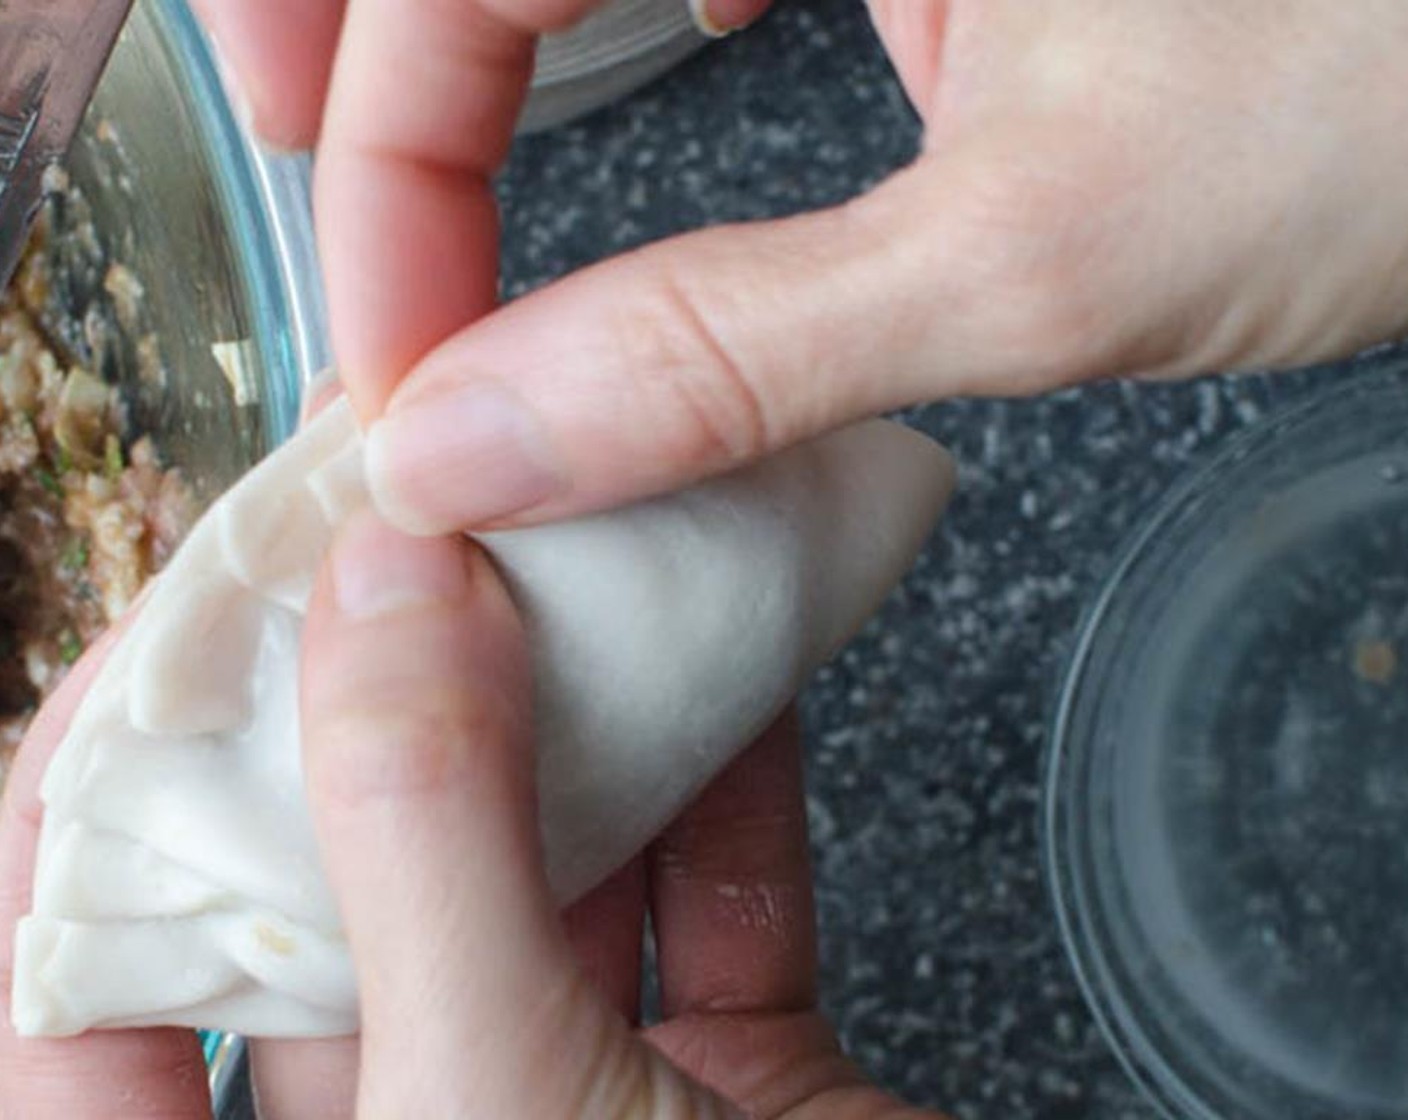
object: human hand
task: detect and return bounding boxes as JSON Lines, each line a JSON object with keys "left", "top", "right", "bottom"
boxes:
{"left": 189, "top": 0, "right": 773, "bottom": 423}
{"left": 198, "top": 1, "right": 1408, "bottom": 535}
{"left": 0, "top": 513, "right": 945, "bottom": 1118}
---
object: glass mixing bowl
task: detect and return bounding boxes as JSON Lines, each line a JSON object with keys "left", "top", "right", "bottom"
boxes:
{"left": 1046, "top": 360, "right": 1408, "bottom": 1120}
{"left": 58, "top": 0, "right": 325, "bottom": 490}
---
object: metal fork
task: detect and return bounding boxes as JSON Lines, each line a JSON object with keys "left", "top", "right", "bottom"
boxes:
{"left": 0, "top": 0, "right": 134, "bottom": 291}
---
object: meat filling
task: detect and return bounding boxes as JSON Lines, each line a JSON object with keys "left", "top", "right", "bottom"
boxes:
{"left": 0, "top": 220, "right": 192, "bottom": 779}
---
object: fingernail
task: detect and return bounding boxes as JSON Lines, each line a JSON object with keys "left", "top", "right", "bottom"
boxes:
{"left": 365, "top": 381, "right": 565, "bottom": 534}
{"left": 688, "top": 0, "right": 757, "bottom": 37}
{"left": 332, "top": 511, "right": 467, "bottom": 618}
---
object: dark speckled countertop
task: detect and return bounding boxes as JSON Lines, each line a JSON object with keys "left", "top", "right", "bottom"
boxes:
{"left": 225, "top": 2, "right": 1406, "bottom": 1117}
{"left": 498, "top": 4, "right": 1407, "bottom": 1117}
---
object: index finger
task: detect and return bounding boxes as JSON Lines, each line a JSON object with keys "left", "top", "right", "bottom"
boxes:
{"left": 314, "top": 0, "right": 604, "bottom": 421}
{"left": 190, "top": 0, "right": 347, "bottom": 149}
{"left": 0, "top": 627, "right": 212, "bottom": 1120}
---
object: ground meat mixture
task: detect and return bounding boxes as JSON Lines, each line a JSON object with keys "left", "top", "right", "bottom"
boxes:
{"left": 0, "top": 224, "right": 192, "bottom": 780}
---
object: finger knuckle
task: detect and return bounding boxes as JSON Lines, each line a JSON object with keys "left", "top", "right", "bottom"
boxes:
{"left": 569, "top": 1035, "right": 713, "bottom": 1120}
{"left": 937, "top": 141, "right": 1127, "bottom": 390}
{"left": 307, "top": 701, "right": 495, "bottom": 810}
{"left": 609, "top": 263, "right": 773, "bottom": 471}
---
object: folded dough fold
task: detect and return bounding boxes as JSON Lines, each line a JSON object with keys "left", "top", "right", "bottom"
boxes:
{"left": 13, "top": 398, "right": 952, "bottom": 1038}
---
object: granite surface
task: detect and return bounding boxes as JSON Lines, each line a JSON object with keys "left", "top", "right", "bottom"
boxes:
{"left": 499, "top": 4, "right": 1404, "bottom": 1118}
{"left": 226, "top": 2, "right": 1402, "bottom": 1116}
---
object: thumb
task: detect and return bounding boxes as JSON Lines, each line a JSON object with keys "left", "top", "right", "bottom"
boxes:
{"left": 300, "top": 512, "right": 720, "bottom": 1117}
{"left": 362, "top": 150, "right": 1057, "bottom": 534}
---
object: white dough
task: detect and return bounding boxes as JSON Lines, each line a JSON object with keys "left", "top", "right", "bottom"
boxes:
{"left": 12, "top": 398, "right": 952, "bottom": 1038}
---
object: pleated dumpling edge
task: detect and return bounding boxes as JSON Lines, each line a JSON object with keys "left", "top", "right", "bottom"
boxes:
{"left": 14, "top": 398, "right": 953, "bottom": 1038}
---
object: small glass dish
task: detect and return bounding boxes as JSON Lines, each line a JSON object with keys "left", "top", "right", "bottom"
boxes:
{"left": 1046, "top": 361, "right": 1408, "bottom": 1120}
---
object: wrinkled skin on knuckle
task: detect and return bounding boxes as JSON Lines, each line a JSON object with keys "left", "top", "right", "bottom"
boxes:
{"left": 563, "top": 1028, "right": 671, "bottom": 1120}
{"left": 908, "top": 130, "right": 1154, "bottom": 394}
{"left": 646, "top": 1011, "right": 881, "bottom": 1120}
{"left": 604, "top": 262, "right": 773, "bottom": 472}
{"left": 447, "top": 974, "right": 681, "bottom": 1120}
{"left": 308, "top": 687, "right": 522, "bottom": 814}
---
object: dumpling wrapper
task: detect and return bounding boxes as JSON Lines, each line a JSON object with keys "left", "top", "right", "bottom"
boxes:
{"left": 12, "top": 397, "right": 952, "bottom": 1038}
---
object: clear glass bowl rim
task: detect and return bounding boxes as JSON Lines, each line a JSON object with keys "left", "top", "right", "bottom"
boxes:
{"left": 1042, "top": 358, "right": 1408, "bottom": 1120}
{"left": 151, "top": 0, "right": 330, "bottom": 448}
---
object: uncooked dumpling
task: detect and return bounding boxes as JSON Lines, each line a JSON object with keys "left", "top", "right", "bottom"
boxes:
{"left": 12, "top": 398, "right": 952, "bottom": 1038}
